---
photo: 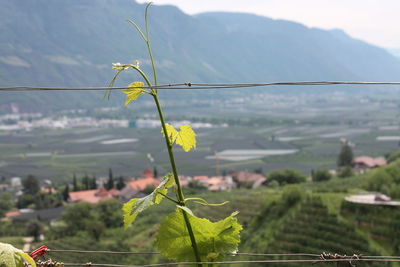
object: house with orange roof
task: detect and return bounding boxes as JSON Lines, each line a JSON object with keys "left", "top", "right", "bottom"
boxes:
{"left": 4, "top": 210, "right": 21, "bottom": 218}
{"left": 142, "top": 168, "right": 155, "bottom": 178}
{"left": 353, "top": 156, "right": 387, "bottom": 174}
{"left": 69, "top": 187, "right": 119, "bottom": 204}
{"left": 41, "top": 187, "right": 58, "bottom": 194}
{"left": 119, "top": 177, "right": 160, "bottom": 201}
{"left": 207, "top": 176, "right": 236, "bottom": 191}
{"left": 231, "top": 171, "right": 267, "bottom": 189}
{"left": 194, "top": 176, "right": 209, "bottom": 182}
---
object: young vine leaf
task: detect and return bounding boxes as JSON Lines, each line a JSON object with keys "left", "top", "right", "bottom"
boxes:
{"left": 155, "top": 210, "right": 242, "bottom": 262}
{"left": 0, "top": 242, "right": 36, "bottom": 267}
{"left": 162, "top": 124, "right": 197, "bottom": 152}
{"left": 122, "top": 173, "right": 174, "bottom": 228}
{"left": 122, "top": 81, "right": 146, "bottom": 106}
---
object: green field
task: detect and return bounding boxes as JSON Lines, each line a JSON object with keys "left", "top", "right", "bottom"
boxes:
{"left": 0, "top": 89, "right": 399, "bottom": 184}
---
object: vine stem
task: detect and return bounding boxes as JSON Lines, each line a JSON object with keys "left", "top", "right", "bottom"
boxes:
{"left": 128, "top": 4, "right": 202, "bottom": 264}
{"left": 130, "top": 66, "right": 203, "bottom": 265}
{"left": 152, "top": 94, "right": 202, "bottom": 266}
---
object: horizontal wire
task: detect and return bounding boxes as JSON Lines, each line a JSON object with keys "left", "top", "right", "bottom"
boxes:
{"left": 44, "top": 249, "right": 400, "bottom": 259}
{"left": 61, "top": 258, "right": 400, "bottom": 267}
{"left": 45, "top": 249, "right": 319, "bottom": 257}
{"left": 1, "top": 81, "right": 400, "bottom": 91}
{"left": 46, "top": 249, "right": 159, "bottom": 255}
{"left": 41, "top": 249, "right": 400, "bottom": 266}
{"left": 232, "top": 252, "right": 319, "bottom": 257}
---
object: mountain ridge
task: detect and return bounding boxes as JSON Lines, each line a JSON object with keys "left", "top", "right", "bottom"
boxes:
{"left": 1, "top": 0, "right": 399, "bottom": 111}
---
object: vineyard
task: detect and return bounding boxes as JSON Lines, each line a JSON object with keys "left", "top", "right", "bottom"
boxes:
{"left": 0, "top": 174, "right": 392, "bottom": 266}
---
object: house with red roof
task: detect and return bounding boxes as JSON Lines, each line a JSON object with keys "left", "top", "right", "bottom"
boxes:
{"left": 231, "top": 171, "right": 267, "bottom": 188}
{"left": 119, "top": 169, "right": 161, "bottom": 201}
{"left": 353, "top": 156, "right": 387, "bottom": 174}
{"left": 41, "top": 187, "right": 57, "bottom": 194}
{"left": 69, "top": 187, "right": 119, "bottom": 204}
{"left": 4, "top": 210, "right": 21, "bottom": 218}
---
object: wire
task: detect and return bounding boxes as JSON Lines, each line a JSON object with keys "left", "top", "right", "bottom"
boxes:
{"left": 39, "top": 249, "right": 400, "bottom": 266}
{"left": 60, "top": 258, "right": 400, "bottom": 267}
{"left": 44, "top": 249, "right": 321, "bottom": 257}
{"left": 46, "top": 249, "right": 159, "bottom": 255}
{"left": 1, "top": 81, "right": 400, "bottom": 91}
{"left": 43, "top": 249, "right": 400, "bottom": 259}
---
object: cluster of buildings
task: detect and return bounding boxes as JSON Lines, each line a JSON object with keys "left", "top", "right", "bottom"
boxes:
{"left": 0, "top": 177, "right": 23, "bottom": 198}
{"left": 0, "top": 111, "right": 226, "bottom": 132}
{"left": 0, "top": 177, "right": 57, "bottom": 200}
{"left": 67, "top": 169, "right": 267, "bottom": 204}
{"left": 0, "top": 115, "right": 129, "bottom": 131}
{"left": 134, "top": 119, "right": 227, "bottom": 129}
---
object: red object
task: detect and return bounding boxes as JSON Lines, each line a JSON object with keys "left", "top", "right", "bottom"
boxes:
{"left": 375, "top": 194, "right": 391, "bottom": 202}
{"left": 29, "top": 245, "right": 48, "bottom": 260}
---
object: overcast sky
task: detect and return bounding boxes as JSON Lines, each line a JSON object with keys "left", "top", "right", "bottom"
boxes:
{"left": 137, "top": 0, "right": 399, "bottom": 49}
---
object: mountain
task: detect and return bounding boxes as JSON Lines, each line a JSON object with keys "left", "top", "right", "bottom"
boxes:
{"left": 388, "top": 48, "right": 400, "bottom": 58}
{"left": 1, "top": 0, "right": 400, "bottom": 111}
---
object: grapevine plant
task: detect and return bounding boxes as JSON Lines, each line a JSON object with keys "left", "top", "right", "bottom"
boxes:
{"left": 109, "top": 3, "right": 242, "bottom": 266}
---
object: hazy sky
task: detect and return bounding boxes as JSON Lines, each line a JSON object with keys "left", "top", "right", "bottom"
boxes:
{"left": 137, "top": 0, "right": 399, "bottom": 49}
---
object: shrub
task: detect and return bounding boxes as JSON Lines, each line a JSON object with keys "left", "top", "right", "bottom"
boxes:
{"left": 337, "top": 166, "right": 353, "bottom": 178}
{"left": 268, "top": 180, "right": 279, "bottom": 189}
{"left": 282, "top": 185, "right": 304, "bottom": 207}
{"left": 365, "top": 164, "right": 400, "bottom": 197}
{"left": 387, "top": 151, "right": 400, "bottom": 163}
{"left": 312, "top": 169, "right": 332, "bottom": 182}
{"left": 269, "top": 169, "right": 306, "bottom": 185}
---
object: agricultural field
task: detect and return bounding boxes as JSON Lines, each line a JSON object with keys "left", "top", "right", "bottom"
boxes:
{"left": 0, "top": 90, "right": 399, "bottom": 183}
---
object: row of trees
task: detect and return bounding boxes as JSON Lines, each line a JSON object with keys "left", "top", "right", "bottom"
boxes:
{"left": 69, "top": 169, "right": 126, "bottom": 192}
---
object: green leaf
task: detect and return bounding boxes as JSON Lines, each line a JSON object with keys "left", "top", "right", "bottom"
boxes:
{"left": 122, "top": 173, "right": 174, "bottom": 228}
{"left": 162, "top": 124, "right": 197, "bottom": 152}
{"left": 163, "top": 123, "right": 178, "bottom": 144}
{"left": 0, "top": 242, "right": 36, "bottom": 267}
{"left": 175, "top": 125, "right": 197, "bottom": 152}
{"left": 121, "top": 81, "right": 146, "bottom": 106}
{"left": 176, "top": 205, "right": 194, "bottom": 216}
{"left": 155, "top": 210, "right": 242, "bottom": 262}
{"left": 17, "top": 253, "right": 36, "bottom": 267}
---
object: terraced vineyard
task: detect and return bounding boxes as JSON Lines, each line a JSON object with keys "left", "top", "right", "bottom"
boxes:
{"left": 241, "top": 197, "right": 392, "bottom": 266}
{"left": 341, "top": 201, "right": 400, "bottom": 256}
{"left": 274, "top": 201, "right": 370, "bottom": 255}
{"left": 42, "top": 189, "right": 269, "bottom": 265}
{"left": 30, "top": 182, "right": 400, "bottom": 266}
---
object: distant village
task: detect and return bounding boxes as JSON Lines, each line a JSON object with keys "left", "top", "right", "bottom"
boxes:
{"left": 1, "top": 168, "right": 265, "bottom": 206}
{"left": 0, "top": 152, "right": 390, "bottom": 222}
{"left": 0, "top": 110, "right": 225, "bottom": 131}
